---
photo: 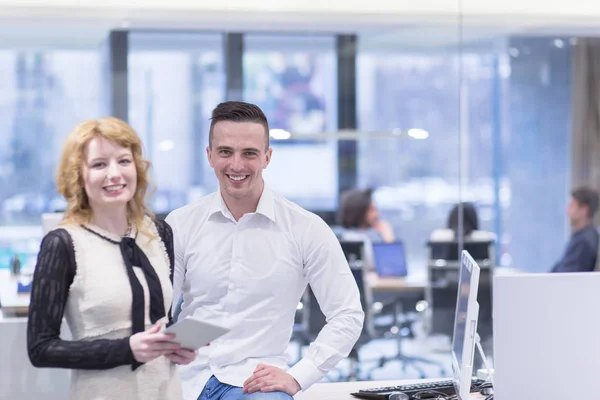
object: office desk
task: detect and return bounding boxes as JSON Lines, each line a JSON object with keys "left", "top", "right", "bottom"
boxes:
{"left": 371, "top": 277, "right": 426, "bottom": 293}
{"left": 369, "top": 273, "right": 427, "bottom": 293}
{"left": 0, "top": 315, "right": 70, "bottom": 399}
{"left": 295, "top": 379, "right": 485, "bottom": 399}
{"left": 0, "top": 270, "right": 30, "bottom": 316}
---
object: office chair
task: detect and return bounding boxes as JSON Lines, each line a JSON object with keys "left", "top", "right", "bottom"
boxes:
{"left": 298, "top": 241, "right": 444, "bottom": 380}
{"left": 339, "top": 240, "right": 444, "bottom": 379}
{"left": 425, "top": 236, "right": 495, "bottom": 344}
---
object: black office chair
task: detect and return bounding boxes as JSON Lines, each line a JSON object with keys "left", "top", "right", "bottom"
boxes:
{"left": 298, "top": 241, "right": 444, "bottom": 380}
{"left": 425, "top": 238, "right": 495, "bottom": 344}
{"left": 339, "top": 240, "right": 445, "bottom": 379}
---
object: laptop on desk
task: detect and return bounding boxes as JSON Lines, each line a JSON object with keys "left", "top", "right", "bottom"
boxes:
{"left": 372, "top": 242, "right": 408, "bottom": 278}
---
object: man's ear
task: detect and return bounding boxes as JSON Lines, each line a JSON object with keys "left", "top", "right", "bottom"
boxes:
{"left": 264, "top": 148, "right": 272, "bottom": 169}
{"left": 206, "top": 146, "right": 214, "bottom": 168}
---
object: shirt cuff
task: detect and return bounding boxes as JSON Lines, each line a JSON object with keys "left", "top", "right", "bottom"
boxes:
{"left": 287, "top": 358, "right": 324, "bottom": 391}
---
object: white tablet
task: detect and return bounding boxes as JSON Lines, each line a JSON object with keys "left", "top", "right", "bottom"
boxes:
{"left": 164, "top": 317, "right": 230, "bottom": 350}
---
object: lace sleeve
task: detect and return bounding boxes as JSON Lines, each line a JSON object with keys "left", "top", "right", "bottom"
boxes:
{"left": 27, "top": 229, "right": 134, "bottom": 370}
{"left": 154, "top": 219, "right": 176, "bottom": 325}
{"left": 154, "top": 219, "right": 175, "bottom": 282}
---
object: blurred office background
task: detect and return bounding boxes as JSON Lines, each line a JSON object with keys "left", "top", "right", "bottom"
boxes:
{"left": 2, "top": 0, "right": 600, "bottom": 392}
{"left": 0, "top": 22, "right": 575, "bottom": 275}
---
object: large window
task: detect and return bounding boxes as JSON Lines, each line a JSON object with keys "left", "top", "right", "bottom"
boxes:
{"left": 357, "top": 35, "right": 572, "bottom": 274}
{"left": 243, "top": 34, "right": 338, "bottom": 210}
{"left": 497, "top": 37, "right": 571, "bottom": 272}
{"left": 357, "top": 41, "right": 461, "bottom": 273}
{"left": 128, "top": 32, "right": 225, "bottom": 214}
{"left": 0, "top": 48, "right": 103, "bottom": 268}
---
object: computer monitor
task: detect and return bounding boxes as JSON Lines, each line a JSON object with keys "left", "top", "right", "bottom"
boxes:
{"left": 372, "top": 242, "right": 408, "bottom": 277}
{"left": 451, "top": 250, "right": 481, "bottom": 400}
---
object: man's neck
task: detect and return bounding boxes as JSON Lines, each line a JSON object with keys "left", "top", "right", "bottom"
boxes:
{"left": 90, "top": 207, "right": 129, "bottom": 236}
{"left": 222, "top": 181, "right": 264, "bottom": 222}
{"left": 572, "top": 220, "right": 592, "bottom": 233}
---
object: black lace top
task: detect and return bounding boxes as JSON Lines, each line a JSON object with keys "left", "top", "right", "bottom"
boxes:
{"left": 26, "top": 219, "right": 174, "bottom": 370}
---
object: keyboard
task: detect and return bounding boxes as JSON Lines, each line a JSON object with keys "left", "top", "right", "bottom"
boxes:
{"left": 351, "top": 379, "right": 485, "bottom": 400}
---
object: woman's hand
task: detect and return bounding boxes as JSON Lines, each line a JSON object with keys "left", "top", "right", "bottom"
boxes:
{"left": 374, "top": 219, "right": 395, "bottom": 243}
{"left": 165, "top": 348, "right": 198, "bottom": 365}
{"left": 129, "top": 324, "right": 181, "bottom": 363}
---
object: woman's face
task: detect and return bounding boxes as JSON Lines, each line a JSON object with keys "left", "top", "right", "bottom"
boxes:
{"left": 365, "top": 202, "right": 380, "bottom": 227}
{"left": 81, "top": 137, "right": 137, "bottom": 213}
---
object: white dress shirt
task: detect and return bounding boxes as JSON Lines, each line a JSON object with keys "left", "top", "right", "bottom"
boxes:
{"left": 166, "top": 185, "right": 364, "bottom": 400}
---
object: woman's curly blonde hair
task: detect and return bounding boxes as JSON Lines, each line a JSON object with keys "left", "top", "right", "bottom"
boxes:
{"left": 56, "top": 117, "right": 154, "bottom": 235}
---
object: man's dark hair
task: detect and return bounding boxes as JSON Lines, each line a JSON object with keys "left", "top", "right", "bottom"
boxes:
{"left": 339, "top": 189, "right": 373, "bottom": 228}
{"left": 208, "top": 101, "right": 270, "bottom": 150}
{"left": 572, "top": 186, "right": 599, "bottom": 218}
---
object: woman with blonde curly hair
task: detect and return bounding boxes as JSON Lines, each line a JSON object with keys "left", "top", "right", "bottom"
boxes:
{"left": 26, "top": 117, "right": 195, "bottom": 399}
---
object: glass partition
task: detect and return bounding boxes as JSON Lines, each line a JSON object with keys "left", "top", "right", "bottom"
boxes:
{"left": 0, "top": 46, "right": 104, "bottom": 269}
{"left": 243, "top": 34, "right": 339, "bottom": 210}
{"left": 356, "top": 33, "right": 462, "bottom": 276}
{"left": 128, "top": 32, "right": 226, "bottom": 214}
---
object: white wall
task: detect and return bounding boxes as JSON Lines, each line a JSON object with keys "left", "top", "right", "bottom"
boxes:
{"left": 0, "top": 0, "right": 599, "bottom": 16}
{"left": 1, "top": 0, "right": 599, "bottom": 51}
{"left": 1, "top": 0, "right": 600, "bottom": 31}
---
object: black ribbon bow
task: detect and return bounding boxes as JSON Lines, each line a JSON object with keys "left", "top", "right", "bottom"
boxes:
{"left": 81, "top": 225, "right": 166, "bottom": 371}
{"left": 120, "top": 237, "right": 166, "bottom": 370}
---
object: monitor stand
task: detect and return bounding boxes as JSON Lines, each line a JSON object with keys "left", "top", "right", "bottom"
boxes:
{"left": 475, "top": 333, "right": 495, "bottom": 389}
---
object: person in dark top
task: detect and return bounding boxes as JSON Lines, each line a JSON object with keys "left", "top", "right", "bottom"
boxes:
{"left": 26, "top": 117, "right": 196, "bottom": 399}
{"left": 551, "top": 186, "right": 600, "bottom": 273}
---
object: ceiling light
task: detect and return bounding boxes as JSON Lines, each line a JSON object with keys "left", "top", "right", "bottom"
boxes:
{"left": 408, "top": 128, "right": 429, "bottom": 140}
{"left": 269, "top": 129, "right": 291, "bottom": 140}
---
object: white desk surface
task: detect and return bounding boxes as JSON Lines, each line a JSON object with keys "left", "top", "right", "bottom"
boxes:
{"left": 295, "top": 379, "right": 486, "bottom": 399}
{"left": 0, "top": 269, "right": 30, "bottom": 309}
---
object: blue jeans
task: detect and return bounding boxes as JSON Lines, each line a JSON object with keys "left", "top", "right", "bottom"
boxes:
{"left": 198, "top": 375, "right": 293, "bottom": 400}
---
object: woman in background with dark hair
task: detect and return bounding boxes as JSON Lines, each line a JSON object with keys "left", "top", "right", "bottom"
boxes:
{"left": 337, "top": 188, "right": 395, "bottom": 273}
{"left": 339, "top": 188, "right": 395, "bottom": 243}
{"left": 430, "top": 201, "right": 494, "bottom": 242}
{"left": 447, "top": 202, "right": 479, "bottom": 237}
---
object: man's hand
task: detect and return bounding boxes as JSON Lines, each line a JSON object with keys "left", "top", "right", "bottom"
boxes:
{"left": 242, "top": 364, "right": 301, "bottom": 396}
{"left": 165, "top": 348, "right": 198, "bottom": 365}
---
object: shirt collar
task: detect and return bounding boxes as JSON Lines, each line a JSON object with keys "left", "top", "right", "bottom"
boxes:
{"left": 255, "top": 185, "right": 276, "bottom": 223}
{"left": 208, "top": 185, "right": 276, "bottom": 223}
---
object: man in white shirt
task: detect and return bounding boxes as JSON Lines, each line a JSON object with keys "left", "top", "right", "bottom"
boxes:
{"left": 166, "top": 101, "right": 364, "bottom": 400}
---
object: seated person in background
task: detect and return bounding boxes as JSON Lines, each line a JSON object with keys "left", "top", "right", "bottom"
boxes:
{"left": 338, "top": 188, "right": 395, "bottom": 243}
{"left": 429, "top": 202, "right": 495, "bottom": 242}
{"left": 551, "top": 186, "right": 599, "bottom": 273}
{"left": 337, "top": 188, "right": 396, "bottom": 272}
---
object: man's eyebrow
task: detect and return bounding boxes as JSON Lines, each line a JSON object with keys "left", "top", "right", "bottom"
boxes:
{"left": 215, "top": 146, "right": 261, "bottom": 152}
